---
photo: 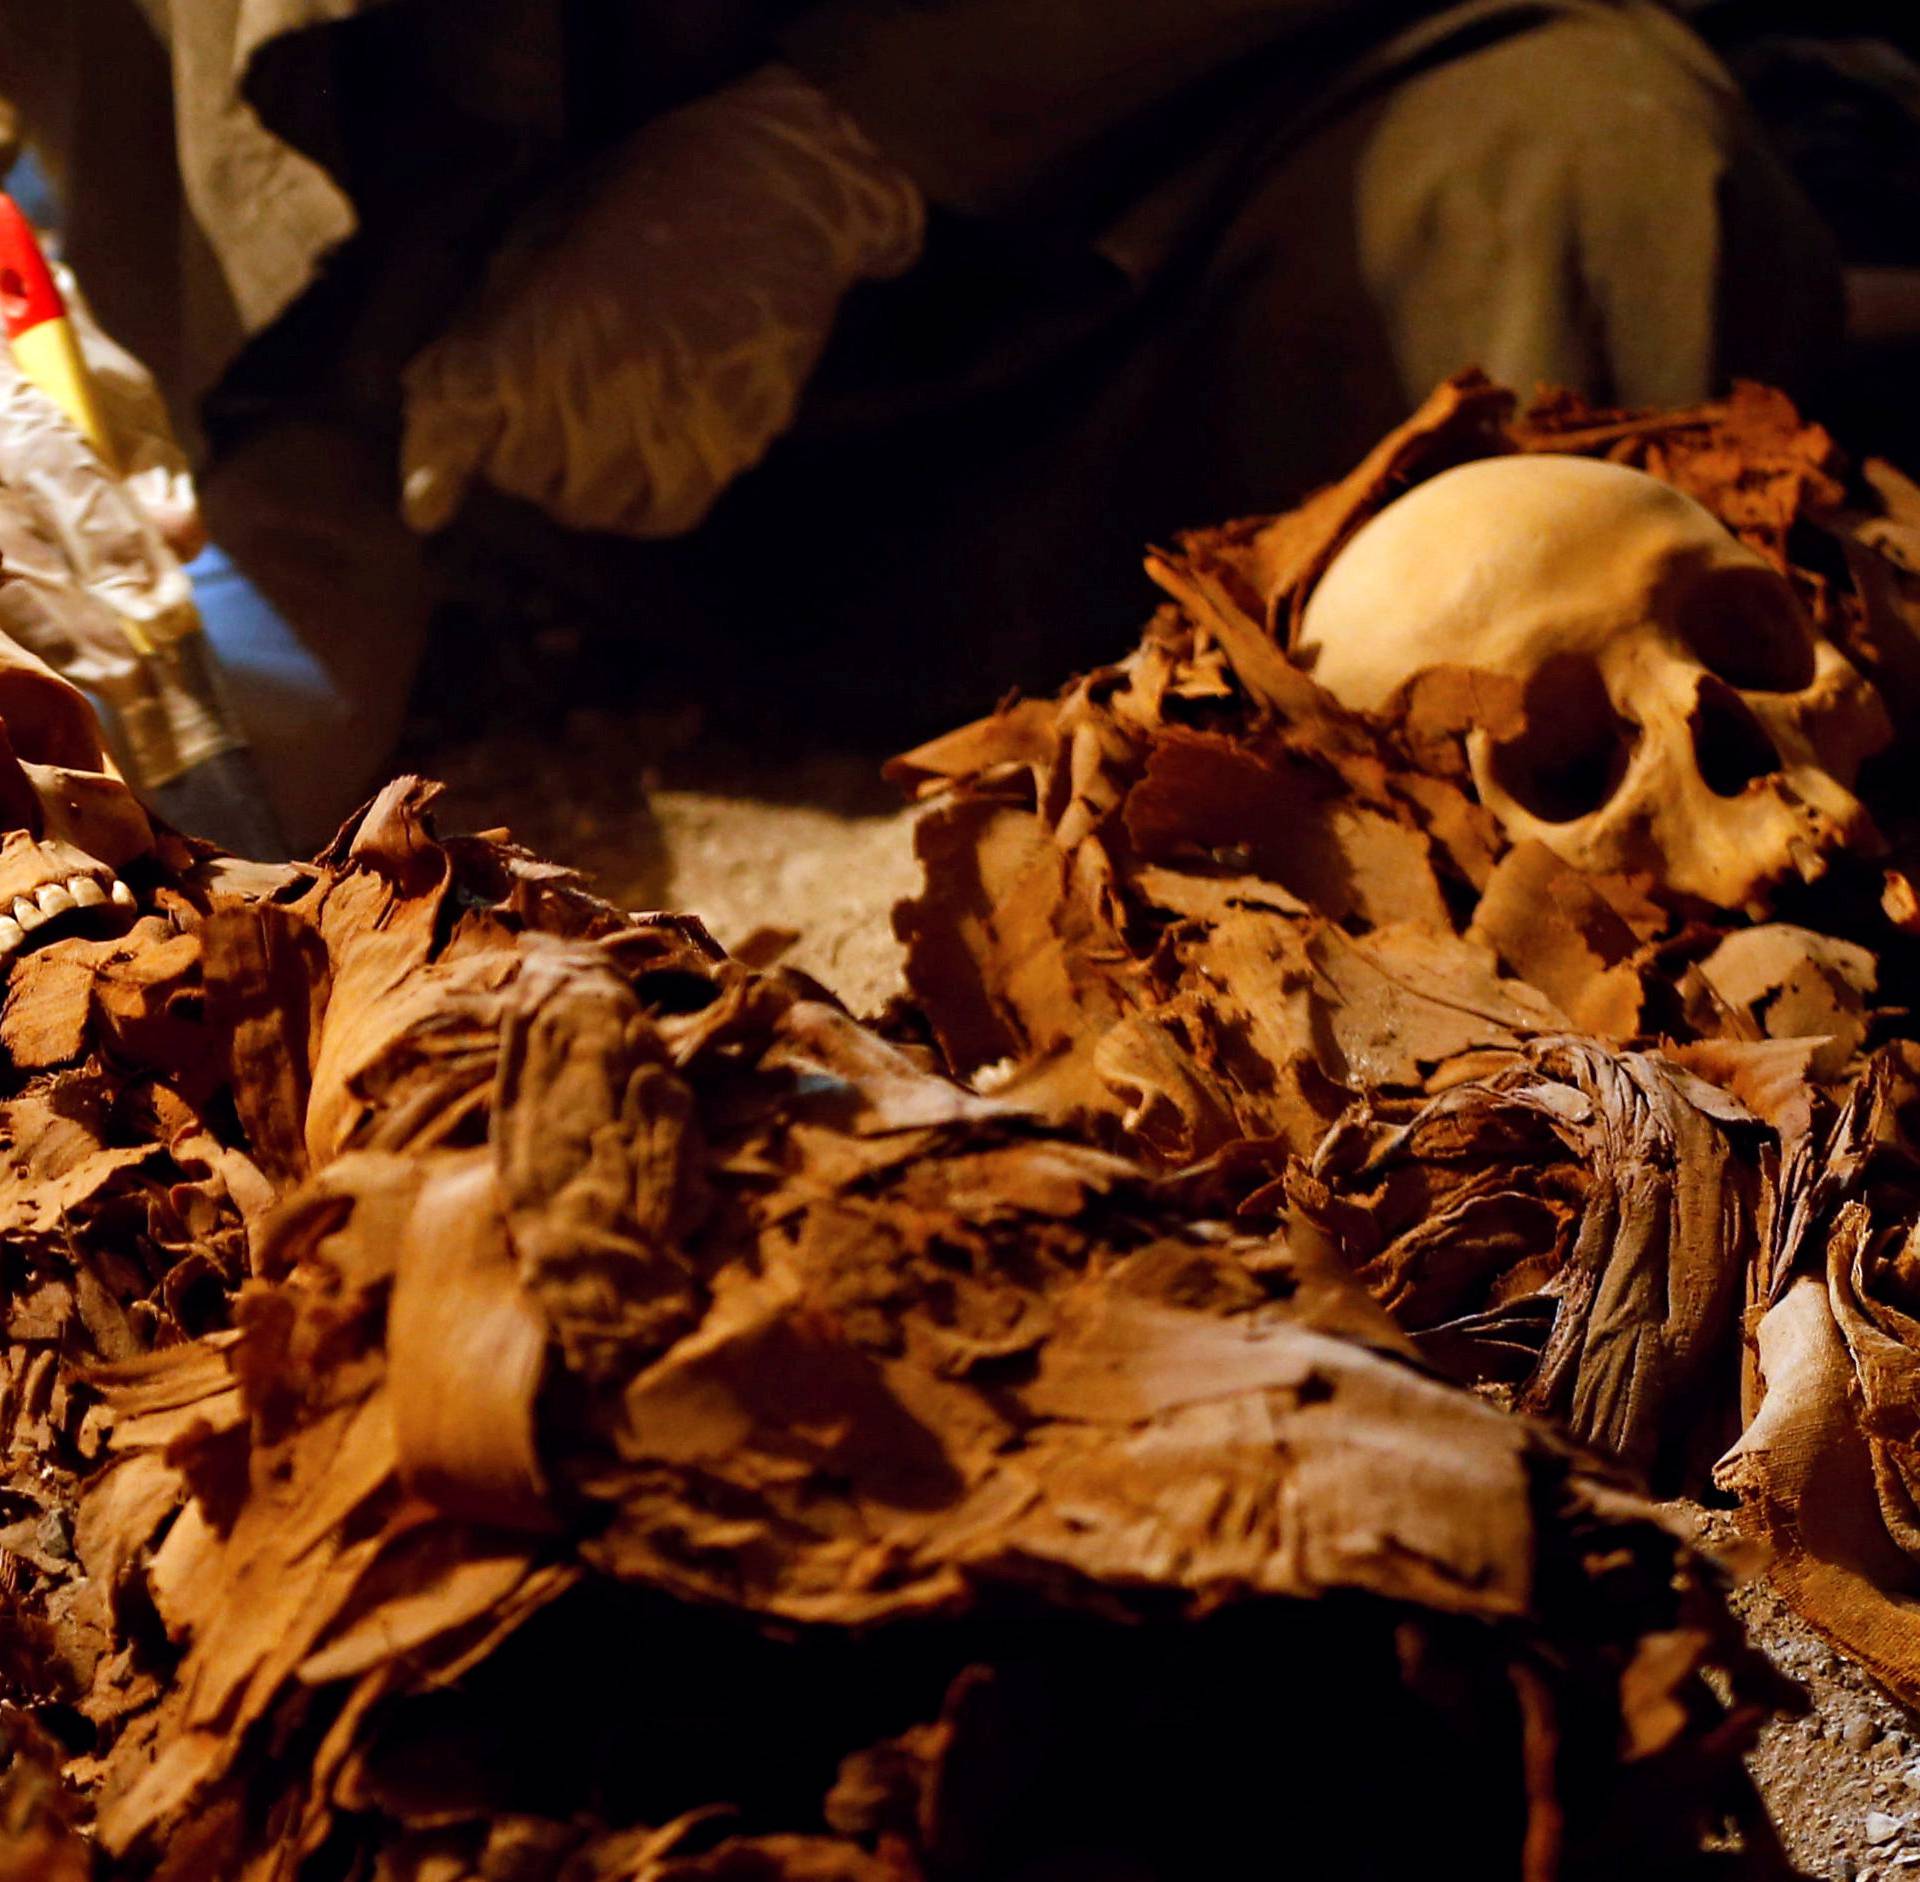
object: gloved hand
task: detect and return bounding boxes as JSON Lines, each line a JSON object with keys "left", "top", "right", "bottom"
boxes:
{"left": 0, "top": 265, "right": 235, "bottom": 791}
{"left": 54, "top": 262, "right": 202, "bottom": 556}
{"left": 399, "top": 63, "right": 925, "bottom": 540}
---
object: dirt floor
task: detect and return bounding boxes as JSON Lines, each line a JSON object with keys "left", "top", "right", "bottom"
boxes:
{"left": 408, "top": 691, "right": 1920, "bottom": 1881}
{"left": 415, "top": 706, "right": 918, "bottom": 1013}
{"left": 1673, "top": 1507, "right": 1920, "bottom": 1881}
{"left": 1737, "top": 1583, "right": 1920, "bottom": 1879}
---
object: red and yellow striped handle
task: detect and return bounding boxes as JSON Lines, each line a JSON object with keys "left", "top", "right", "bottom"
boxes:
{"left": 0, "top": 191, "right": 114, "bottom": 466}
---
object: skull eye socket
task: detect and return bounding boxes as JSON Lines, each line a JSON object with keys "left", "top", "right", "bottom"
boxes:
{"left": 1690, "top": 677, "right": 1781, "bottom": 797}
{"left": 1672, "top": 566, "right": 1816, "bottom": 692}
{"left": 1484, "top": 654, "right": 1637, "bottom": 824}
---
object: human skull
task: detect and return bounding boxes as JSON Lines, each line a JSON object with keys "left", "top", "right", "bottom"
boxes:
{"left": 1296, "top": 454, "right": 1891, "bottom": 908}
{"left": 0, "top": 632, "right": 149, "bottom": 959}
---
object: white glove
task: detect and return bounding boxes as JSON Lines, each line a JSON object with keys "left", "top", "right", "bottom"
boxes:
{"left": 400, "top": 63, "right": 925, "bottom": 540}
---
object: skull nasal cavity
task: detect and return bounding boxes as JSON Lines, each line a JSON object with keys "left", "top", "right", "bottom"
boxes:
{"left": 1673, "top": 566, "right": 1816, "bottom": 691}
{"left": 1690, "top": 678, "right": 1781, "bottom": 796}
{"left": 1485, "top": 654, "right": 1636, "bottom": 824}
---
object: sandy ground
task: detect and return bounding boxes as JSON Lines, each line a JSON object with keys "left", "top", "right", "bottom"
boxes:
{"left": 417, "top": 706, "right": 919, "bottom": 1014}
{"left": 1673, "top": 1507, "right": 1920, "bottom": 1880}
{"left": 409, "top": 698, "right": 1920, "bottom": 1879}
{"left": 1738, "top": 1582, "right": 1920, "bottom": 1879}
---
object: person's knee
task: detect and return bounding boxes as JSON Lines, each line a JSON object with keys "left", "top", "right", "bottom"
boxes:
{"left": 1352, "top": 8, "right": 1841, "bottom": 407}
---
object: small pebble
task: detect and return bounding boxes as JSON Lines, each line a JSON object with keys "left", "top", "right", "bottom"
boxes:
{"left": 1848, "top": 1716, "right": 1885, "bottom": 1753}
{"left": 1866, "top": 1811, "right": 1906, "bottom": 1845}
{"left": 1903, "top": 1759, "right": 1920, "bottom": 1793}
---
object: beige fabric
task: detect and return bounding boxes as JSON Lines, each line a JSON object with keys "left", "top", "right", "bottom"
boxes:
{"left": 0, "top": 0, "right": 565, "bottom": 421}
{"left": 0, "top": 0, "right": 355, "bottom": 413}
{"left": 134, "top": 0, "right": 366, "bottom": 341}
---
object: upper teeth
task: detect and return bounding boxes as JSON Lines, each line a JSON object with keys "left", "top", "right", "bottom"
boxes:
{"left": 0, "top": 874, "right": 135, "bottom": 955}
